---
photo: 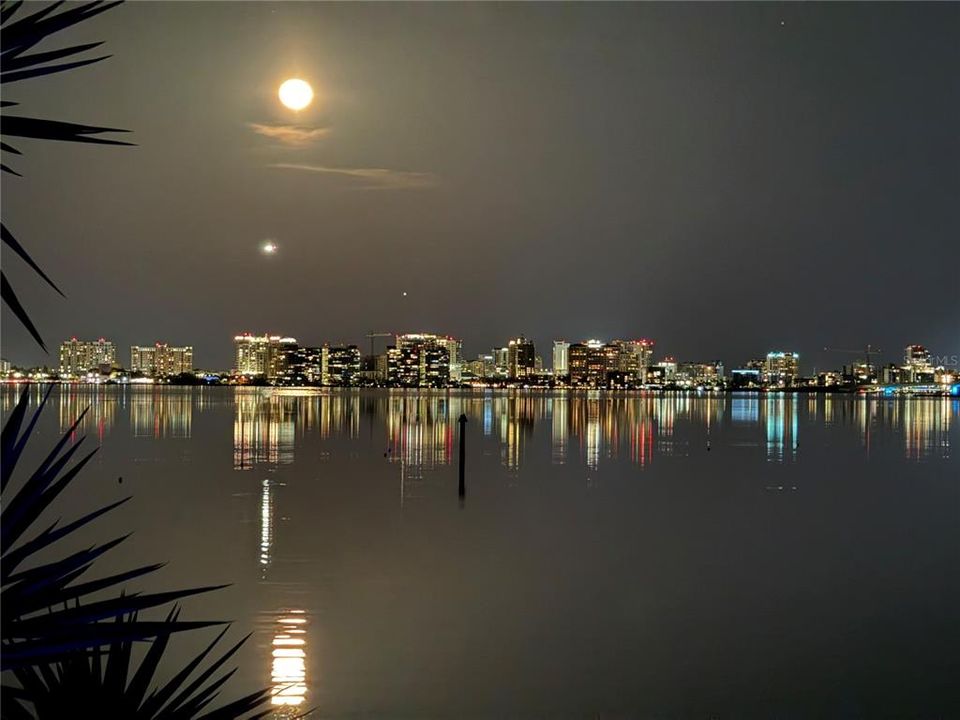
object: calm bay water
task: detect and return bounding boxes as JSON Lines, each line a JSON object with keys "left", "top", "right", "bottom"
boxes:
{"left": 3, "top": 386, "right": 958, "bottom": 718}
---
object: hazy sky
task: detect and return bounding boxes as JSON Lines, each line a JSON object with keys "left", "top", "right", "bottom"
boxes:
{"left": 2, "top": 2, "right": 958, "bottom": 371}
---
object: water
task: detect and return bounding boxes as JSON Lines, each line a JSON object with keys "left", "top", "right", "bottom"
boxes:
{"left": 3, "top": 386, "right": 958, "bottom": 718}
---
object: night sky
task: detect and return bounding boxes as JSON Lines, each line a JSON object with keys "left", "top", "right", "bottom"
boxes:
{"left": 2, "top": 2, "right": 958, "bottom": 371}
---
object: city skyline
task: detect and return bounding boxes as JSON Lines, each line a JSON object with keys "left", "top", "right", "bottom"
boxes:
{"left": 3, "top": 332, "right": 955, "bottom": 395}
{"left": 3, "top": 329, "right": 960, "bottom": 372}
{"left": 1, "top": 3, "right": 957, "bottom": 370}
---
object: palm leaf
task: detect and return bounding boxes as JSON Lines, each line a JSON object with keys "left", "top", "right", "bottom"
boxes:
{"left": 10, "top": 612, "right": 270, "bottom": 719}
{"left": 1, "top": 1, "right": 122, "bottom": 60}
{"left": 0, "top": 271, "right": 46, "bottom": 350}
{"left": 0, "top": 390, "right": 232, "bottom": 674}
{"left": 1, "top": 115, "right": 133, "bottom": 145}
{"left": 0, "top": 0, "right": 130, "bottom": 350}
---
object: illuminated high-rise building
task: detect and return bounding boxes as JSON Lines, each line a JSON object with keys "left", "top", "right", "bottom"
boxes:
{"left": 235, "top": 334, "right": 270, "bottom": 375}
{"left": 609, "top": 339, "right": 655, "bottom": 382}
{"left": 764, "top": 351, "right": 800, "bottom": 387}
{"left": 322, "top": 345, "right": 361, "bottom": 386}
{"left": 553, "top": 341, "right": 570, "bottom": 377}
{"left": 276, "top": 345, "right": 322, "bottom": 385}
{"left": 130, "top": 343, "right": 193, "bottom": 377}
{"left": 903, "top": 344, "right": 934, "bottom": 383}
{"left": 492, "top": 347, "right": 510, "bottom": 377}
{"left": 234, "top": 334, "right": 297, "bottom": 380}
{"left": 59, "top": 337, "right": 116, "bottom": 376}
{"left": 676, "top": 361, "right": 724, "bottom": 386}
{"left": 904, "top": 344, "right": 931, "bottom": 369}
{"left": 568, "top": 339, "right": 608, "bottom": 386}
{"left": 465, "top": 354, "right": 494, "bottom": 379}
{"left": 655, "top": 357, "right": 678, "bottom": 382}
{"left": 387, "top": 346, "right": 420, "bottom": 387}
{"left": 507, "top": 336, "right": 535, "bottom": 379}
{"left": 389, "top": 333, "right": 455, "bottom": 387}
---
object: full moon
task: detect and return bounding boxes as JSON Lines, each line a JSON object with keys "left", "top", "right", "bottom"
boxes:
{"left": 261, "top": 241, "right": 278, "bottom": 255}
{"left": 278, "top": 78, "right": 313, "bottom": 111}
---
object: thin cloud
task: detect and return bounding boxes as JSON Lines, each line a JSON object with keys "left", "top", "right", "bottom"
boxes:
{"left": 269, "top": 162, "right": 438, "bottom": 190}
{"left": 249, "top": 123, "right": 331, "bottom": 144}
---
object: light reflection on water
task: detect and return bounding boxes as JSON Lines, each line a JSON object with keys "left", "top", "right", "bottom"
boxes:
{"left": 1, "top": 386, "right": 956, "bottom": 468}
{"left": 270, "top": 610, "right": 309, "bottom": 711}
{"left": 2, "top": 386, "right": 958, "bottom": 717}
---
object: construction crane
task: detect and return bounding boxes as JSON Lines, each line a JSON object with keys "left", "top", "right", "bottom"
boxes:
{"left": 366, "top": 332, "right": 393, "bottom": 359}
{"left": 824, "top": 345, "right": 883, "bottom": 382}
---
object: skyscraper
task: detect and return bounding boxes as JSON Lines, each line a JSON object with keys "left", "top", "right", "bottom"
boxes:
{"left": 390, "top": 333, "right": 457, "bottom": 387}
{"left": 59, "top": 337, "right": 116, "bottom": 376}
{"left": 235, "top": 334, "right": 271, "bottom": 376}
{"left": 130, "top": 343, "right": 194, "bottom": 377}
{"left": 553, "top": 340, "right": 570, "bottom": 377}
{"left": 323, "top": 345, "right": 362, "bottom": 386}
{"left": 507, "top": 336, "right": 536, "bottom": 379}
{"left": 383, "top": 334, "right": 448, "bottom": 387}
{"left": 904, "top": 344, "right": 931, "bottom": 369}
{"left": 234, "top": 334, "right": 297, "bottom": 380}
{"left": 568, "top": 340, "right": 608, "bottom": 386}
{"left": 608, "top": 339, "right": 655, "bottom": 383}
{"left": 903, "top": 344, "right": 934, "bottom": 383}
{"left": 764, "top": 351, "right": 800, "bottom": 387}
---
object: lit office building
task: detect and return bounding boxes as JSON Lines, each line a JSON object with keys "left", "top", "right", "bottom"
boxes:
{"left": 440, "top": 336, "right": 463, "bottom": 382}
{"left": 389, "top": 334, "right": 454, "bottom": 387}
{"left": 655, "top": 357, "right": 678, "bottom": 382}
{"left": 507, "top": 336, "right": 536, "bottom": 379}
{"left": 130, "top": 343, "right": 194, "bottom": 377}
{"left": 234, "top": 334, "right": 297, "bottom": 380}
{"left": 275, "top": 345, "right": 323, "bottom": 386}
{"left": 466, "top": 354, "right": 495, "bottom": 380}
{"left": 492, "top": 347, "right": 510, "bottom": 377}
{"left": 764, "top": 351, "right": 800, "bottom": 387}
{"left": 235, "top": 334, "right": 270, "bottom": 376}
{"left": 676, "top": 361, "right": 724, "bottom": 386}
{"left": 59, "top": 337, "right": 116, "bottom": 376}
{"left": 553, "top": 341, "right": 570, "bottom": 377}
{"left": 322, "top": 345, "right": 361, "bottom": 386}
{"left": 387, "top": 346, "right": 420, "bottom": 387}
{"left": 568, "top": 340, "right": 608, "bottom": 386}
{"left": 904, "top": 344, "right": 931, "bottom": 368}
{"left": 902, "top": 344, "right": 935, "bottom": 382}
{"left": 609, "top": 339, "right": 655, "bottom": 382}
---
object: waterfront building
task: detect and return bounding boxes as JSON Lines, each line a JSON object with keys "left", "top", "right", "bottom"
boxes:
{"left": 817, "top": 371, "right": 844, "bottom": 387}
{"left": 59, "top": 337, "right": 116, "bottom": 376}
{"left": 466, "top": 354, "right": 495, "bottom": 380}
{"left": 275, "top": 345, "right": 323, "bottom": 385}
{"left": 390, "top": 333, "right": 454, "bottom": 387}
{"left": 764, "top": 351, "right": 800, "bottom": 387}
{"left": 609, "top": 339, "right": 655, "bottom": 383}
{"left": 905, "top": 344, "right": 931, "bottom": 368}
{"left": 130, "top": 343, "right": 194, "bottom": 377}
{"left": 730, "top": 367, "right": 762, "bottom": 389}
{"left": 492, "top": 347, "right": 510, "bottom": 377}
{"left": 568, "top": 340, "right": 608, "bottom": 386}
{"left": 234, "top": 334, "right": 297, "bottom": 380}
{"left": 387, "top": 346, "right": 420, "bottom": 387}
{"left": 507, "top": 336, "right": 536, "bottom": 379}
{"left": 903, "top": 344, "right": 935, "bottom": 383}
{"left": 322, "top": 345, "right": 362, "bottom": 386}
{"left": 655, "top": 357, "right": 677, "bottom": 382}
{"left": 552, "top": 341, "right": 570, "bottom": 377}
{"left": 374, "top": 353, "right": 390, "bottom": 383}
{"left": 676, "top": 361, "right": 724, "bottom": 386}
